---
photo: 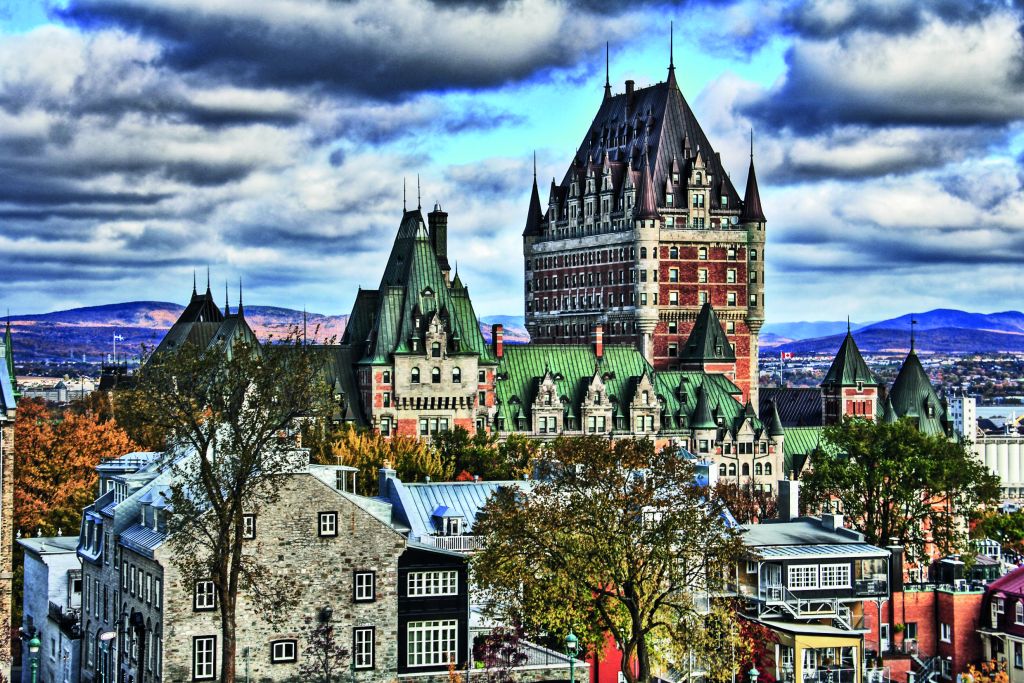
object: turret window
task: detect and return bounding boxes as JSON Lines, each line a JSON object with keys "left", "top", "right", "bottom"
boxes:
{"left": 411, "top": 368, "right": 420, "bottom": 384}
{"left": 452, "top": 368, "right": 461, "bottom": 383}
{"left": 431, "top": 368, "right": 441, "bottom": 383}
{"left": 431, "top": 342, "right": 441, "bottom": 358}
{"left": 382, "top": 371, "right": 391, "bottom": 384}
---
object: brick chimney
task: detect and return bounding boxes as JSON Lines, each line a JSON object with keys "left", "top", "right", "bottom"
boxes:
{"left": 492, "top": 324, "right": 504, "bottom": 358}
{"left": 427, "top": 202, "right": 450, "bottom": 280}
{"left": 593, "top": 323, "right": 604, "bottom": 359}
{"left": 625, "top": 79, "right": 635, "bottom": 111}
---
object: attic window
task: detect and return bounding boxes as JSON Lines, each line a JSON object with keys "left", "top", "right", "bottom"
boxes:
{"left": 422, "top": 287, "right": 433, "bottom": 296}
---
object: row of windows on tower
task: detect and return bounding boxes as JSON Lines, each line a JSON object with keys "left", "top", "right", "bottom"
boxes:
{"left": 528, "top": 245, "right": 755, "bottom": 274}
{"left": 717, "top": 462, "right": 774, "bottom": 477}
{"left": 530, "top": 289, "right": 753, "bottom": 313}
{"left": 381, "top": 369, "right": 487, "bottom": 385}
{"left": 531, "top": 265, "right": 748, "bottom": 292}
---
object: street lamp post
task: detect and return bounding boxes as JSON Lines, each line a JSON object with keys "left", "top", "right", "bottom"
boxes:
{"left": 99, "top": 631, "right": 118, "bottom": 683}
{"left": 28, "top": 634, "right": 41, "bottom": 683}
{"left": 566, "top": 632, "right": 579, "bottom": 683}
{"left": 749, "top": 667, "right": 760, "bottom": 683}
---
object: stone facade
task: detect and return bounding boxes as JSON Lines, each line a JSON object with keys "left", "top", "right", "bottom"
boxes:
{"left": 1, "top": 321, "right": 16, "bottom": 662}
{"left": 19, "top": 536, "right": 82, "bottom": 683}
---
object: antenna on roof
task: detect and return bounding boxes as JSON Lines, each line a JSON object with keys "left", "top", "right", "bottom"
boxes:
{"left": 206, "top": 266, "right": 211, "bottom": 292}
{"left": 192, "top": 269, "right": 197, "bottom": 296}
{"left": 911, "top": 316, "right": 918, "bottom": 352}
{"left": 669, "top": 21, "right": 674, "bottom": 70}
{"left": 604, "top": 41, "right": 612, "bottom": 100}
{"left": 750, "top": 128, "right": 754, "bottom": 162}
{"left": 403, "top": 177, "right": 407, "bottom": 212}
{"left": 237, "top": 278, "right": 243, "bottom": 317}
{"left": 224, "top": 281, "right": 230, "bottom": 316}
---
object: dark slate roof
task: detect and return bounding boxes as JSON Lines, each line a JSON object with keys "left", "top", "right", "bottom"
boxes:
{"left": 760, "top": 387, "right": 823, "bottom": 427}
{"left": 634, "top": 157, "right": 661, "bottom": 220}
{"left": 356, "top": 210, "right": 494, "bottom": 366}
{"left": 690, "top": 382, "right": 716, "bottom": 429}
{"left": 523, "top": 176, "right": 544, "bottom": 237}
{"left": 822, "top": 331, "right": 881, "bottom": 387}
{"left": 889, "top": 350, "right": 946, "bottom": 436}
{"left": 739, "top": 157, "right": 765, "bottom": 223}
{"left": 654, "top": 371, "right": 749, "bottom": 435}
{"left": 153, "top": 286, "right": 226, "bottom": 355}
{"left": 561, "top": 76, "right": 743, "bottom": 215}
{"left": 766, "top": 400, "right": 785, "bottom": 437}
{"left": 680, "top": 303, "right": 736, "bottom": 363}
{"left": 316, "top": 345, "right": 366, "bottom": 425}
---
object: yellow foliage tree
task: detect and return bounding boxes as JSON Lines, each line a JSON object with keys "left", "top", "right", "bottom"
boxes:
{"left": 326, "top": 424, "right": 452, "bottom": 495}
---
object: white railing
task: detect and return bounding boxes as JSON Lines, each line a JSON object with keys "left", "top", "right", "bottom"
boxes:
{"left": 420, "top": 535, "right": 484, "bottom": 552}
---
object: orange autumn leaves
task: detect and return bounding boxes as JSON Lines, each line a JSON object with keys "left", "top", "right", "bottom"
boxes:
{"left": 14, "top": 398, "right": 139, "bottom": 536}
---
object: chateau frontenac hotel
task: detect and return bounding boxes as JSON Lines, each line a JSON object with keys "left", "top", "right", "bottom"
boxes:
{"left": 150, "top": 56, "right": 949, "bottom": 488}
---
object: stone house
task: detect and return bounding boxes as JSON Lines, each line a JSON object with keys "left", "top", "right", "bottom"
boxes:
{"left": 19, "top": 535, "right": 82, "bottom": 683}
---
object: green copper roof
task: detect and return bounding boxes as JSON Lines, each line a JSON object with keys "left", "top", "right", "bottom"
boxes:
{"left": 653, "top": 371, "right": 748, "bottom": 434}
{"left": 781, "top": 426, "right": 842, "bottom": 477}
{"left": 357, "top": 210, "right": 494, "bottom": 365}
{"left": 881, "top": 396, "right": 897, "bottom": 424}
{"left": 889, "top": 350, "right": 946, "bottom": 436}
{"left": 821, "top": 331, "right": 880, "bottom": 387}
{"left": 766, "top": 400, "right": 785, "bottom": 437}
{"left": 690, "top": 382, "right": 716, "bottom": 429}
{"left": 2, "top": 320, "right": 16, "bottom": 397}
{"left": 680, "top": 303, "right": 736, "bottom": 363}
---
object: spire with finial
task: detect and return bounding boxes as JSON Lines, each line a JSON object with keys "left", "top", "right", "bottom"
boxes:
{"left": 403, "top": 177, "right": 407, "bottom": 212}
{"left": 237, "top": 278, "right": 244, "bottom": 317}
{"left": 740, "top": 128, "right": 766, "bottom": 223}
{"left": 603, "top": 41, "right": 612, "bottom": 100}
{"left": 417, "top": 174, "right": 421, "bottom": 211}
{"left": 192, "top": 269, "right": 197, "bottom": 296}
{"left": 847, "top": 315, "right": 851, "bottom": 334}
{"left": 523, "top": 152, "right": 545, "bottom": 237}
{"left": 224, "top": 281, "right": 230, "bottom": 316}
{"left": 910, "top": 316, "right": 917, "bottom": 352}
{"left": 206, "top": 266, "right": 211, "bottom": 293}
{"left": 667, "top": 21, "right": 677, "bottom": 87}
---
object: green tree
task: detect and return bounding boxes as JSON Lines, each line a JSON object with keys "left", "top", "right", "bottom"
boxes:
{"left": 116, "top": 332, "right": 330, "bottom": 683}
{"left": 327, "top": 424, "right": 451, "bottom": 495}
{"left": 973, "top": 511, "right": 1024, "bottom": 554}
{"left": 472, "top": 436, "right": 742, "bottom": 683}
{"left": 801, "top": 418, "right": 999, "bottom": 559}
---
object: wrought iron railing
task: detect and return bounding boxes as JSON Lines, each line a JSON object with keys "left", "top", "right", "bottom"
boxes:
{"left": 48, "top": 601, "right": 82, "bottom": 638}
{"left": 420, "top": 535, "right": 484, "bottom": 552}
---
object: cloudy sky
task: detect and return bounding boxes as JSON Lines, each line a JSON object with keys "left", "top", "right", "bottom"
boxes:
{"left": 1, "top": 0, "right": 1022, "bottom": 323}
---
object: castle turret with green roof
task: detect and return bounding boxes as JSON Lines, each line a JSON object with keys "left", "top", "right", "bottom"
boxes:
{"left": 1, "top": 319, "right": 16, "bottom": 398}
{"left": 821, "top": 324, "right": 883, "bottom": 424}
{"left": 889, "top": 340, "right": 947, "bottom": 437}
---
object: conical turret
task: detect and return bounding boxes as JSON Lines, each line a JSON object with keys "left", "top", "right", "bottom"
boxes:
{"left": 740, "top": 134, "right": 766, "bottom": 223}
{"left": 634, "top": 156, "right": 661, "bottom": 221}
{"left": 692, "top": 382, "right": 716, "bottom": 430}
{"left": 523, "top": 161, "right": 544, "bottom": 237}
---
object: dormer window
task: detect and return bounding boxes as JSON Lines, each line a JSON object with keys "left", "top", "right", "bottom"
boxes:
{"left": 411, "top": 368, "right": 421, "bottom": 384}
{"left": 431, "top": 342, "right": 441, "bottom": 358}
{"left": 445, "top": 518, "right": 462, "bottom": 536}
{"left": 422, "top": 287, "right": 433, "bottom": 297}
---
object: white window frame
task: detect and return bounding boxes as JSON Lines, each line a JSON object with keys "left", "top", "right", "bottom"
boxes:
{"left": 940, "top": 622, "right": 951, "bottom": 643}
{"left": 407, "top": 619, "right": 459, "bottom": 668}
{"left": 193, "top": 636, "right": 216, "bottom": 680}
{"left": 353, "top": 627, "right": 375, "bottom": 669}
{"left": 271, "top": 640, "right": 297, "bottom": 663}
{"left": 1016, "top": 601, "right": 1023, "bottom": 625}
{"left": 408, "top": 570, "right": 459, "bottom": 597}
{"left": 194, "top": 580, "right": 216, "bottom": 611}
{"left": 745, "top": 561, "right": 758, "bottom": 574}
{"left": 819, "top": 564, "right": 851, "bottom": 588}
{"left": 319, "top": 511, "right": 338, "bottom": 537}
{"left": 354, "top": 571, "right": 375, "bottom": 602}
{"left": 788, "top": 565, "right": 818, "bottom": 590}
{"left": 242, "top": 514, "right": 256, "bottom": 540}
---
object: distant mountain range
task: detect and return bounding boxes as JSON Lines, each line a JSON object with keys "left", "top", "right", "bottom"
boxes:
{"left": 5, "top": 303, "right": 1021, "bottom": 368}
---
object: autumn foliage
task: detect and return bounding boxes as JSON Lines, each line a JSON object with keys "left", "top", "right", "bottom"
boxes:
{"left": 14, "top": 397, "right": 139, "bottom": 535}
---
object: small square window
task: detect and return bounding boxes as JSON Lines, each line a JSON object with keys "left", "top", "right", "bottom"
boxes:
{"left": 271, "top": 640, "right": 297, "bottom": 663}
{"left": 354, "top": 571, "right": 376, "bottom": 602}
{"left": 242, "top": 514, "right": 256, "bottom": 540}
{"left": 194, "top": 580, "right": 217, "bottom": 611}
{"left": 319, "top": 512, "right": 338, "bottom": 537}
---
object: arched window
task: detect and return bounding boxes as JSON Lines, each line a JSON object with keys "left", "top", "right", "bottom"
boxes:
{"left": 765, "top": 463, "right": 773, "bottom": 476}
{"left": 411, "top": 367, "right": 420, "bottom": 384}
{"left": 742, "top": 463, "right": 750, "bottom": 476}
{"left": 719, "top": 464, "right": 727, "bottom": 476}
{"left": 728, "top": 463, "right": 736, "bottom": 476}
{"left": 755, "top": 463, "right": 763, "bottom": 476}
{"left": 431, "top": 342, "right": 441, "bottom": 358}
{"left": 431, "top": 367, "right": 441, "bottom": 383}
{"left": 382, "top": 370, "right": 391, "bottom": 384}
{"left": 452, "top": 367, "right": 461, "bottom": 383}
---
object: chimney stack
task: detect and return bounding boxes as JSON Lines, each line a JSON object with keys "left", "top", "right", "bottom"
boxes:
{"left": 492, "top": 324, "right": 504, "bottom": 358}
{"left": 593, "top": 323, "right": 604, "bottom": 359}
{"left": 625, "top": 80, "right": 635, "bottom": 110}
{"left": 378, "top": 463, "right": 397, "bottom": 498}
{"left": 778, "top": 479, "right": 800, "bottom": 521}
{"left": 428, "top": 202, "right": 450, "bottom": 280}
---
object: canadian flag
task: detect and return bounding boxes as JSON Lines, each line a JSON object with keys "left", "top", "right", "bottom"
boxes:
{"left": 780, "top": 352, "right": 793, "bottom": 360}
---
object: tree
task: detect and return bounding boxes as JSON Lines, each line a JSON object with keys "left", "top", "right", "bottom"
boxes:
{"left": 327, "top": 424, "right": 451, "bottom": 495}
{"left": 800, "top": 418, "right": 1000, "bottom": 560}
{"left": 431, "top": 427, "right": 536, "bottom": 480}
{"left": 15, "top": 397, "right": 139, "bottom": 534}
{"left": 297, "top": 617, "right": 349, "bottom": 683}
{"left": 972, "top": 511, "right": 1024, "bottom": 554}
{"left": 713, "top": 481, "right": 778, "bottom": 524}
{"left": 472, "top": 436, "right": 742, "bottom": 683}
{"left": 672, "top": 600, "right": 750, "bottom": 683}
{"left": 474, "top": 626, "right": 529, "bottom": 683}
{"left": 116, "top": 332, "right": 330, "bottom": 683}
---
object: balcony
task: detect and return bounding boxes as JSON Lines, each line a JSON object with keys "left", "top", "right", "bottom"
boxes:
{"left": 48, "top": 601, "right": 81, "bottom": 639}
{"left": 854, "top": 578, "right": 889, "bottom": 597}
{"left": 419, "top": 535, "right": 483, "bottom": 553}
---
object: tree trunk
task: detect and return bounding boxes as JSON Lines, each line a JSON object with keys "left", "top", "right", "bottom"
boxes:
{"left": 222, "top": 590, "right": 237, "bottom": 682}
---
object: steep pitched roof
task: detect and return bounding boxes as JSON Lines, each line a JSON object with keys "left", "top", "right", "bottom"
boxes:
{"left": 653, "top": 371, "right": 745, "bottom": 434}
{"left": 2, "top": 319, "right": 16, "bottom": 398}
{"left": 357, "top": 210, "right": 494, "bottom": 365}
{"left": 889, "top": 350, "right": 946, "bottom": 436}
{"left": 690, "top": 382, "right": 716, "bottom": 429}
{"left": 523, "top": 175, "right": 544, "bottom": 237}
{"left": 766, "top": 400, "right": 785, "bottom": 437}
{"left": 560, "top": 77, "right": 743, "bottom": 215}
{"left": 759, "top": 387, "right": 822, "bottom": 427}
{"left": 739, "top": 157, "right": 765, "bottom": 223}
{"left": 821, "top": 331, "right": 881, "bottom": 387}
{"left": 634, "top": 156, "right": 661, "bottom": 220}
{"left": 680, "top": 303, "right": 736, "bottom": 363}
{"left": 154, "top": 286, "right": 225, "bottom": 355}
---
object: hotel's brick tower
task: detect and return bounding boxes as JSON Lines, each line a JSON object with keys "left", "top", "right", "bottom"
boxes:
{"left": 522, "top": 58, "right": 766, "bottom": 406}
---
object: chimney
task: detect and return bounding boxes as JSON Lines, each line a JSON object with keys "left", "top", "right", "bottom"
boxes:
{"left": 625, "top": 79, "right": 635, "bottom": 110}
{"left": 778, "top": 479, "right": 800, "bottom": 521}
{"left": 378, "top": 463, "right": 396, "bottom": 498}
{"left": 428, "top": 202, "right": 450, "bottom": 279}
{"left": 821, "top": 513, "right": 844, "bottom": 532}
{"left": 492, "top": 324, "right": 504, "bottom": 358}
{"left": 887, "top": 541, "right": 905, "bottom": 593}
{"left": 593, "top": 323, "right": 604, "bottom": 359}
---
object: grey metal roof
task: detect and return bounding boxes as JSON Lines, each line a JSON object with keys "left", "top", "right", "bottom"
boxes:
{"left": 393, "top": 479, "right": 532, "bottom": 538}
{"left": 753, "top": 543, "right": 888, "bottom": 561}
{"left": 18, "top": 535, "right": 79, "bottom": 557}
{"left": 740, "top": 518, "right": 868, "bottom": 547}
{"left": 96, "top": 451, "right": 162, "bottom": 473}
{"left": 120, "top": 523, "right": 165, "bottom": 559}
